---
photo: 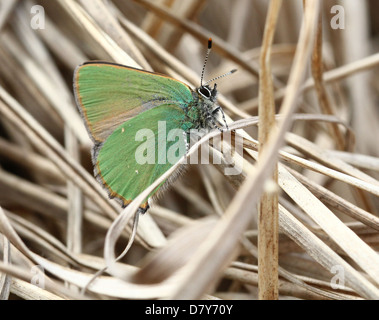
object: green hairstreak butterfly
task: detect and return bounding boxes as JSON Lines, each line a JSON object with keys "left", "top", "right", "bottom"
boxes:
{"left": 73, "top": 38, "right": 235, "bottom": 213}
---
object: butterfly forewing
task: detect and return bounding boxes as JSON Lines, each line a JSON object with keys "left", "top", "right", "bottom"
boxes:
{"left": 74, "top": 62, "right": 194, "bottom": 143}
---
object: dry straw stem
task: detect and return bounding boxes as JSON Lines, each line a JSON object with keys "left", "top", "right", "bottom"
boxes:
{"left": 0, "top": 0, "right": 17, "bottom": 30}
{"left": 238, "top": 119, "right": 379, "bottom": 233}
{"left": 257, "top": 0, "right": 281, "bottom": 300}
{"left": 1, "top": 0, "right": 379, "bottom": 300}
{"left": 309, "top": 10, "right": 374, "bottom": 214}
{"left": 78, "top": 0, "right": 152, "bottom": 70}
{"left": 237, "top": 235, "right": 356, "bottom": 300}
{"left": 0, "top": 92, "right": 163, "bottom": 249}
{"left": 57, "top": 0, "right": 141, "bottom": 68}
{"left": 230, "top": 125, "right": 379, "bottom": 297}
{"left": 134, "top": 0, "right": 261, "bottom": 79}
{"left": 243, "top": 50, "right": 379, "bottom": 113}
{"left": 169, "top": 0, "right": 320, "bottom": 299}
{"left": 311, "top": 9, "right": 345, "bottom": 150}
{"left": 0, "top": 235, "right": 11, "bottom": 299}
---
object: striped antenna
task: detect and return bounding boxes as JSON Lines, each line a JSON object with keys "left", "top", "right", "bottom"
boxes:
{"left": 200, "top": 38, "right": 213, "bottom": 87}
{"left": 204, "top": 69, "right": 237, "bottom": 85}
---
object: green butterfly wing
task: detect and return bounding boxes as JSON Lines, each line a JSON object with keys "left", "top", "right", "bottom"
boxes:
{"left": 73, "top": 62, "right": 194, "bottom": 143}
{"left": 94, "top": 104, "right": 187, "bottom": 208}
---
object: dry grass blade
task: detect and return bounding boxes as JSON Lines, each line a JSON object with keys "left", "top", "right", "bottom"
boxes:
{"left": 0, "top": 90, "right": 164, "bottom": 249}
{"left": 57, "top": 0, "right": 140, "bottom": 68}
{"left": 328, "top": 150, "right": 379, "bottom": 171}
{"left": 65, "top": 128, "right": 83, "bottom": 257}
{"left": 0, "top": 0, "right": 17, "bottom": 31}
{"left": 257, "top": 0, "right": 281, "bottom": 300}
{"left": 245, "top": 51, "right": 379, "bottom": 113}
{"left": 279, "top": 205, "right": 379, "bottom": 299}
{"left": 133, "top": 0, "right": 261, "bottom": 79}
{"left": 0, "top": 235, "right": 11, "bottom": 300}
{"left": 0, "top": 206, "right": 170, "bottom": 299}
{"left": 286, "top": 167, "right": 379, "bottom": 232}
{"left": 79, "top": 0, "right": 151, "bottom": 70}
{"left": 278, "top": 167, "right": 379, "bottom": 287}
{"left": 169, "top": 0, "right": 320, "bottom": 299}
{"left": 311, "top": 10, "right": 345, "bottom": 150}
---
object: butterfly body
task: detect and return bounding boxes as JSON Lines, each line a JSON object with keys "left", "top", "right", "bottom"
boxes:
{"left": 183, "top": 84, "right": 220, "bottom": 131}
{"left": 74, "top": 61, "right": 224, "bottom": 211}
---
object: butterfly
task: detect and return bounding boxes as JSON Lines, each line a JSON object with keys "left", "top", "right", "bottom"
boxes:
{"left": 73, "top": 39, "right": 235, "bottom": 213}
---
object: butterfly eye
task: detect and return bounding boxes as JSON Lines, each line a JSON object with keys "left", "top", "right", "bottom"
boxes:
{"left": 198, "top": 86, "right": 211, "bottom": 99}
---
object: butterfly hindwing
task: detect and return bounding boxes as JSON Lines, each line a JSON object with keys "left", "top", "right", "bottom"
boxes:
{"left": 93, "top": 104, "right": 188, "bottom": 208}
{"left": 74, "top": 62, "right": 194, "bottom": 143}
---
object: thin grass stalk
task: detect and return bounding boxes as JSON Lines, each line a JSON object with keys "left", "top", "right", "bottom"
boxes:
{"left": 65, "top": 127, "right": 83, "bottom": 257}
{"left": 311, "top": 9, "right": 345, "bottom": 150}
{"left": 133, "top": 0, "right": 261, "bottom": 79}
{"left": 79, "top": 0, "right": 151, "bottom": 70}
{"left": 169, "top": 0, "right": 320, "bottom": 299}
{"left": 257, "top": 0, "right": 282, "bottom": 300}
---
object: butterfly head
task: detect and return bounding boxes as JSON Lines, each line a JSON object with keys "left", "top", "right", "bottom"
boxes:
{"left": 198, "top": 38, "right": 235, "bottom": 103}
{"left": 197, "top": 83, "right": 218, "bottom": 102}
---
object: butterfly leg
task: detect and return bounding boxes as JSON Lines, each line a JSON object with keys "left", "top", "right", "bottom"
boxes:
{"left": 212, "top": 106, "right": 229, "bottom": 131}
{"left": 212, "top": 106, "right": 220, "bottom": 114}
{"left": 121, "top": 204, "right": 149, "bottom": 214}
{"left": 205, "top": 109, "right": 223, "bottom": 132}
{"left": 138, "top": 205, "right": 149, "bottom": 214}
